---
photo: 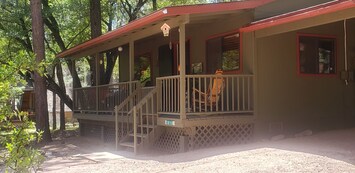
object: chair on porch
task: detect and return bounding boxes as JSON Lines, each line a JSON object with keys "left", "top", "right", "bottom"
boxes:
{"left": 192, "top": 69, "right": 224, "bottom": 111}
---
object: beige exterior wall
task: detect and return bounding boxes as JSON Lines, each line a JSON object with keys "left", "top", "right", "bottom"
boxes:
{"left": 126, "top": 10, "right": 255, "bottom": 84}
{"left": 188, "top": 11, "right": 254, "bottom": 74}
{"left": 253, "top": 20, "right": 355, "bottom": 138}
{"left": 119, "top": 44, "right": 130, "bottom": 82}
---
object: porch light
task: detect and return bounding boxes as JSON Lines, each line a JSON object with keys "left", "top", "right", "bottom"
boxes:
{"left": 118, "top": 46, "right": 123, "bottom": 52}
{"left": 160, "top": 23, "right": 171, "bottom": 37}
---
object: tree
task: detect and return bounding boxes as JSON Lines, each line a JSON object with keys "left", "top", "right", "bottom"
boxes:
{"left": 0, "top": 0, "right": 212, "bottom": 122}
{"left": 30, "top": 0, "right": 51, "bottom": 142}
{"left": 0, "top": 29, "right": 44, "bottom": 173}
{"left": 152, "top": 0, "right": 157, "bottom": 10}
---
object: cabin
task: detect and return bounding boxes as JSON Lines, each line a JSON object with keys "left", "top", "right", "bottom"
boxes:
{"left": 18, "top": 88, "right": 36, "bottom": 121}
{"left": 57, "top": 0, "right": 355, "bottom": 154}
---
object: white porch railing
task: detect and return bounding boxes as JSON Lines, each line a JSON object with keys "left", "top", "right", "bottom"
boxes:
{"left": 157, "top": 74, "right": 254, "bottom": 115}
{"left": 73, "top": 81, "right": 139, "bottom": 113}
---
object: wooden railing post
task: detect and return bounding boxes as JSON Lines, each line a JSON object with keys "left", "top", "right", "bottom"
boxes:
{"left": 115, "top": 106, "right": 118, "bottom": 150}
{"left": 133, "top": 106, "right": 137, "bottom": 154}
{"left": 156, "top": 79, "right": 161, "bottom": 113}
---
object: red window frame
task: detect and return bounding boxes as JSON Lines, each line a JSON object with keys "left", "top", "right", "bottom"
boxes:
{"left": 297, "top": 33, "right": 337, "bottom": 77}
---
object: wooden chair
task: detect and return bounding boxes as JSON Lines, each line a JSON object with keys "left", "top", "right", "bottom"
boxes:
{"left": 192, "top": 69, "right": 224, "bottom": 111}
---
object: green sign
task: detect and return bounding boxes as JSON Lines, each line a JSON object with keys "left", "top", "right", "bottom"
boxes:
{"left": 165, "top": 120, "right": 175, "bottom": 126}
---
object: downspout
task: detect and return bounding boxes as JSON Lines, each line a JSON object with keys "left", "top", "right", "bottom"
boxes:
{"left": 344, "top": 19, "right": 349, "bottom": 85}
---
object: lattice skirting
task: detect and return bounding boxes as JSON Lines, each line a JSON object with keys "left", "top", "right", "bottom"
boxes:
{"left": 82, "top": 123, "right": 103, "bottom": 139}
{"left": 155, "top": 122, "right": 254, "bottom": 153}
{"left": 155, "top": 127, "right": 190, "bottom": 153}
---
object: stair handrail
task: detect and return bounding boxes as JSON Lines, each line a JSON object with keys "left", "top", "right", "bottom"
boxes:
{"left": 115, "top": 84, "right": 142, "bottom": 150}
{"left": 115, "top": 87, "right": 141, "bottom": 113}
{"left": 115, "top": 85, "right": 156, "bottom": 151}
{"left": 131, "top": 87, "right": 158, "bottom": 154}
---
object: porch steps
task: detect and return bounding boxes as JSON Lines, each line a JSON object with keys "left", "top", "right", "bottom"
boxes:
{"left": 138, "top": 124, "right": 157, "bottom": 128}
{"left": 120, "top": 142, "right": 134, "bottom": 148}
{"left": 118, "top": 121, "right": 157, "bottom": 150}
{"left": 129, "top": 132, "right": 148, "bottom": 138}
{"left": 116, "top": 87, "right": 160, "bottom": 153}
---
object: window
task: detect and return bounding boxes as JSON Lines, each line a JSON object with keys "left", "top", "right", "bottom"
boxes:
{"left": 206, "top": 33, "right": 240, "bottom": 73}
{"left": 134, "top": 53, "right": 151, "bottom": 86}
{"left": 298, "top": 34, "right": 336, "bottom": 75}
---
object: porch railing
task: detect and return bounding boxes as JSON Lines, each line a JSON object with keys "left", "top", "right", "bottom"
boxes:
{"left": 73, "top": 81, "right": 139, "bottom": 113}
{"left": 157, "top": 74, "right": 254, "bottom": 115}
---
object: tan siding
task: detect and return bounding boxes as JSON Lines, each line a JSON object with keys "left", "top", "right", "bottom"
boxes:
{"left": 254, "top": 21, "right": 355, "bottom": 138}
{"left": 132, "top": 11, "right": 254, "bottom": 79}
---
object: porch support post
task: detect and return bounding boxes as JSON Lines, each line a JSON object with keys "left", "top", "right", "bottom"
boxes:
{"left": 179, "top": 22, "right": 186, "bottom": 120}
{"left": 129, "top": 40, "right": 135, "bottom": 93}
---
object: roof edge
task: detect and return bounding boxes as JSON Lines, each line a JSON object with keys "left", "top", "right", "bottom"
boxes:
{"left": 56, "top": 0, "right": 274, "bottom": 58}
{"left": 240, "top": 0, "right": 355, "bottom": 33}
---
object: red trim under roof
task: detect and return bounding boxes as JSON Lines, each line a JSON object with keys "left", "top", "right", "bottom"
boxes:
{"left": 240, "top": 0, "right": 355, "bottom": 33}
{"left": 56, "top": 0, "right": 273, "bottom": 58}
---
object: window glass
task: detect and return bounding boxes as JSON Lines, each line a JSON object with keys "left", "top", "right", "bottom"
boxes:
{"left": 206, "top": 33, "right": 240, "bottom": 73}
{"left": 222, "top": 34, "right": 240, "bottom": 71}
{"left": 299, "top": 35, "right": 336, "bottom": 75}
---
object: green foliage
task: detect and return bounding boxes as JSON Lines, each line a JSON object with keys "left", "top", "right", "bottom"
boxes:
{"left": 222, "top": 50, "right": 239, "bottom": 71}
{"left": 155, "top": 0, "right": 209, "bottom": 9}
{"left": 0, "top": 31, "right": 44, "bottom": 173}
{"left": 1, "top": 116, "right": 45, "bottom": 173}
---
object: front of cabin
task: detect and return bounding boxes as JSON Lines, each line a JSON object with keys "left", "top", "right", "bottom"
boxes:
{"left": 57, "top": 0, "right": 355, "bottom": 153}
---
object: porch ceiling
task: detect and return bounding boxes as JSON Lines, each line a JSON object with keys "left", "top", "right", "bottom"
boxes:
{"left": 56, "top": 0, "right": 273, "bottom": 59}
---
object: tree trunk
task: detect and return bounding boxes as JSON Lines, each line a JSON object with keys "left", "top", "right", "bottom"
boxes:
{"left": 60, "top": 101, "right": 65, "bottom": 131}
{"left": 56, "top": 63, "right": 66, "bottom": 131}
{"left": 152, "top": 0, "right": 157, "bottom": 11}
{"left": 52, "top": 91, "right": 56, "bottom": 130}
{"left": 104, "top": 48, "right": 118, "bottom": 84}
{"left": 90, "top": 0, "right": 104, "bottom": 85}
{"left": 52, "top": 65, "right": 56, "bottom": 130}
{"left": 30, "top": 0, "right": 52, "bottom": 142}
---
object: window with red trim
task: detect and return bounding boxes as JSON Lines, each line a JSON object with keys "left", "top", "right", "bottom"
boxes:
{"left": 206, "top": 33, "right": 240, "bottom": 73}
{"left": 298, "top": 35, "right": 336, "bottom": 75}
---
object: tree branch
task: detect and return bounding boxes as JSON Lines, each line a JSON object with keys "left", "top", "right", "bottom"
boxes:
{"left": 42, "top": 0, "right": 66, "bottom": 51}
{"left": 65, "top": 24, "right": 89, "bottom": 48}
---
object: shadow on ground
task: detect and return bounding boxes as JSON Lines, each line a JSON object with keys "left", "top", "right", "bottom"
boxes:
{"left": 40, "top": 128, "right": 355, "bottom": 172}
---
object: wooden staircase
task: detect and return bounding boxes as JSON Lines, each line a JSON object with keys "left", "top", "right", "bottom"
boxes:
{"left": 115, "top": 87, "right": 162, "bottom": 153}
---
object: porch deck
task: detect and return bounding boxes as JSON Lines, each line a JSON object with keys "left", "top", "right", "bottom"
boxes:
{"left": 73, "top": 73, "right": 254, "bottom": 153}
{"left": 73, "top": 74, "right": 254, "bottom": 122}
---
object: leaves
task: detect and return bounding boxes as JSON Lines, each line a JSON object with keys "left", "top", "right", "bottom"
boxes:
{"left": 1, "top": 117, "right": 45, "bottom": 173}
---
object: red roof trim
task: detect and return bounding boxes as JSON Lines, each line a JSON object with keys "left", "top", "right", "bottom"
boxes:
{"left": 57, "top": 0, "right": 273, "bottom": 58}
{"left": 240, "top": 0, "right": 355, "bottom": 33}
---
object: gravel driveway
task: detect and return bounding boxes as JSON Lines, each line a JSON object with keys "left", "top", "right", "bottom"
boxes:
{"left": 40, "top": 128, "right": 355, "bottom": 173}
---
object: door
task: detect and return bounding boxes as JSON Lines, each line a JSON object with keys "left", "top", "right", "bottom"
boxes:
{"left": 158, "top": 44, "right": 174, "bottom": 77}
{"left": 175, "top": 41, "right": 191, "bottom": 75}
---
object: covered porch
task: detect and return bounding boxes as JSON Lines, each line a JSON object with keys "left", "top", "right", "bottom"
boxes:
{"left": 57, "top": 1, "right": 270, "bottom": 153}
{"left": 65, "top": 2, "right": 260, "bottom": 124}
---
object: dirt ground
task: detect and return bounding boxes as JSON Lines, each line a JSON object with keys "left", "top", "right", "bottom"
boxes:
{"left": 39, "top": 128, "right": 355, "bottom": 173}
